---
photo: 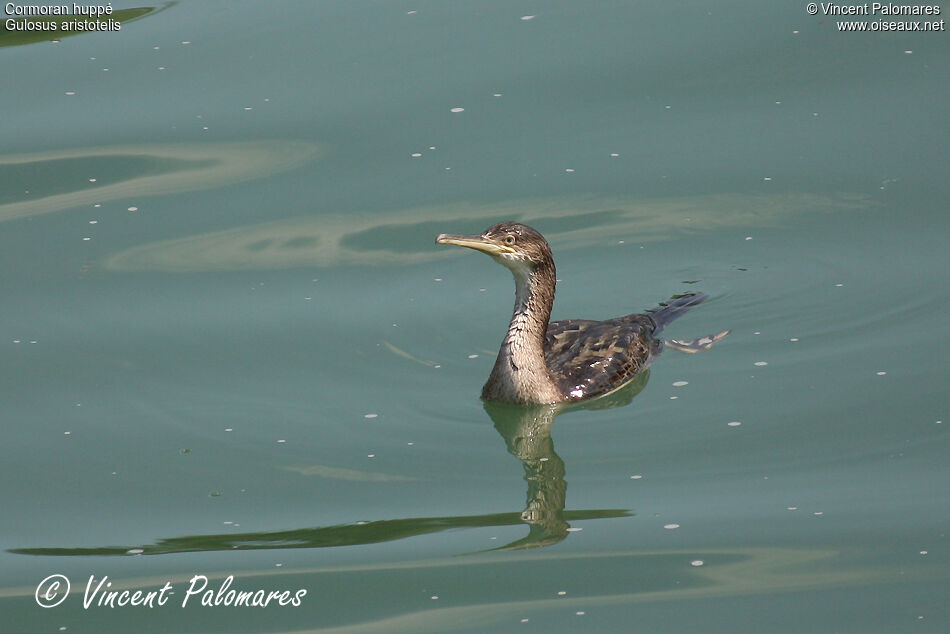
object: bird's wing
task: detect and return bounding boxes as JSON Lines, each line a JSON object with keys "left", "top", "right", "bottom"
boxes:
{"left": 545, "top": 315, "right": 660, "bottom": 401}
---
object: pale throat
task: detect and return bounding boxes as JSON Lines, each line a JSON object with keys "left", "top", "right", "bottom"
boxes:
{"left": 486, "top": 258, "right": 558, "bottom": 400}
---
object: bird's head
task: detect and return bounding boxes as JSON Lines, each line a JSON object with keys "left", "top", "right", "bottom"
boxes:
{"left": 435, "top": 222, "right": 553, "bottom": 276}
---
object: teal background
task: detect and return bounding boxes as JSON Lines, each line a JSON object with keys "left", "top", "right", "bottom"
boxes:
{"left": 1, "top": 1, "right": 948, "bottom": 632}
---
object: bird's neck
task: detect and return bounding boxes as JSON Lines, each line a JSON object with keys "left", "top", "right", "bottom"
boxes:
{"left": 483, "top": 260, "right": 561, "bottom": 404}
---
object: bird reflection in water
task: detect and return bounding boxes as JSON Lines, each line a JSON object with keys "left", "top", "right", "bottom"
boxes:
{"left": 484, "top": 370, "right": 651, "bottom": 550}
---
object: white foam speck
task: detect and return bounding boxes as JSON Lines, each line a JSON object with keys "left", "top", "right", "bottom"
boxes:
{"left": 520, "top": 15, "right": 536, "bottom": 21}
{"left": 876, "top": 371, "right": 886, "bottom": 376}
{"left": 728, "top": 421, "right": 741, "bottom": 427}
{"left": 450, "top": 107, "right": 464, "bottom": 113}
{"left": 690, "top": 560, "right": 704, "bottom": 567}
{"left": 364, "top": 413, "right": 378, "bottom": 419}
{"left": 664, "top": 523, "right": 680, "bottom": 530}
{"left": 672, "top": 381, "right": 688, "bottom": 387}
{"left": 468, "top": 354, "right": 479, "bottom": 359}
{"left": 754, "top": 361, "right": 768, "bottom": 367}
{"left": 127, "top": 206, "right": 138, "bottom": 212}
{"left": 630, "top": 474, "right": 642, "bottom": 480}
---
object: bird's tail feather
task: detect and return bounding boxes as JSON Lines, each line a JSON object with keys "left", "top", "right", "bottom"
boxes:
{"left": 647, "top": 292, "right": 708, "bottom": 331}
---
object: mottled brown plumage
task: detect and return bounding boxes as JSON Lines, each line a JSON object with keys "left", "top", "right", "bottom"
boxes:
{"left": 436, "top": 222, "right": 725, "bottom": 404}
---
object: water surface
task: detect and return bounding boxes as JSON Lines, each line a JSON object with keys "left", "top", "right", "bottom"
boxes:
{"left": 1, "top": 1, "right": 948, "bottom": 632}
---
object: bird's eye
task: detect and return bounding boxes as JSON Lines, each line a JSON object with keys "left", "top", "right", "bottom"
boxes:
{"left": 504, "top": 235, "right": 516, "bottom": 245}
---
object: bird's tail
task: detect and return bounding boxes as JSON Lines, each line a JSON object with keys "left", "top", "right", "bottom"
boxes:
{"left": 647, "top": 292, "right": 708, "bottom": 331}
{"left": 648, "top": 292, "right": 730, "bottom": 354}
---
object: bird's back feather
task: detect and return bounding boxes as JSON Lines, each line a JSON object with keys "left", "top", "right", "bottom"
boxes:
{"left": 544, "top": 293, "right": 707, "bottom": 401}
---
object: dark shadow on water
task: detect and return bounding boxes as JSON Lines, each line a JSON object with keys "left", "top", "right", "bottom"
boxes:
{"left": 9, "top": 374, "right": 650, "bottom": 558}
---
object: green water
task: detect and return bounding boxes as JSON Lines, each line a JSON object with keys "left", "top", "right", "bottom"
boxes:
{"left": 1, "top": 2, "right": 948, "bottom": 632}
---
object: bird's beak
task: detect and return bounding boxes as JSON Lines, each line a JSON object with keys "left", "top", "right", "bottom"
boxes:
{"left": 435, "top": 233, "right": 515, "bottom": 255}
